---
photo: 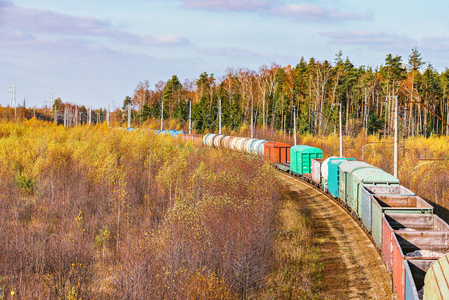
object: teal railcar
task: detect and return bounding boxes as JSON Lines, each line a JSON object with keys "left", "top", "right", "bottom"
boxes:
{"left": 327, "top": 158, "right": 356, "bottom": 198}
{"left": 290, "top": 145, "right": 323, "bottom": 175}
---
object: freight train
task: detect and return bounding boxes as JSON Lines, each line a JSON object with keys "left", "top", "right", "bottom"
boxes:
{"left": 196, "top": 133, "right": 449, "bottom": 300}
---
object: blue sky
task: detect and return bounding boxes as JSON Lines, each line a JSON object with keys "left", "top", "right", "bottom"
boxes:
{"left": 1, "top": 0, "right": 448, "bottom": 109}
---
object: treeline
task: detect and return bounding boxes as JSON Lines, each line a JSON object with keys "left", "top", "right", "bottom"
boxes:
{"left": 128, "top": 48, "right": 449, "bottom": 136}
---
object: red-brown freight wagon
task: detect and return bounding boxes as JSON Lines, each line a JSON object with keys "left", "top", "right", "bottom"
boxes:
{"left": 392, "top": 231, "right": 449, "bottom": 300}
{"left": 382, "top": 213, "right": 449, "bottom": 274}
{"left": 182, "top": 134, "right": 203, "bottom": 147}
{"left": 263, "top": 142, "right": 291, "bottom": 164}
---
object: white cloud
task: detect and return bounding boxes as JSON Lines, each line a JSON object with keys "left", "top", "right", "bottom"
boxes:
{"left": 270, "top": 4, "right": 372, "bottom": 22}
{"left": 420, "top": 37, "right": 449, "bottom": 52}
{"left": 0, "top": 2, "right": 190, "bottom": 46}
{"left": 144, "top": 34, "right": 191, "bottom": 46}
{"left": 182, "top": 0, "right": 273, "bottom": 11}
{"left": 320, "top": 31, "right": 414, "bottom": 50}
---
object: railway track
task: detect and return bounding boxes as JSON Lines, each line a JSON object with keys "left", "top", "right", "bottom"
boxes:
{"left": 278, "top": 172, "right": 395, "bottom": 299}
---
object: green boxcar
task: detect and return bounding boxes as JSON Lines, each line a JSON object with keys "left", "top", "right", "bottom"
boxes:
{"left": 349, "top": 167, "right": 399, "bottom": 216}
{"left": 371, "top": 195, "right": 434, "bottom": 250}
{"left": 393, "top": 232, "right": 449, "bottom": 300}
{"left": 338, "top": 161, "right": 371, "bottom": 206}
{"left": 290, "top": 145, "right": 323, "bottom": 175}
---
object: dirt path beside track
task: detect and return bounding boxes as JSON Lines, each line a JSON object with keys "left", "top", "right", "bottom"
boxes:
{"left": 278, "top": 173, "right": 395, "bottom": 299}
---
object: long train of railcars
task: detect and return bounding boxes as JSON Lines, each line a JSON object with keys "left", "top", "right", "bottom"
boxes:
{"left": 196, "top": 133, "right": 449, "bottom": 300}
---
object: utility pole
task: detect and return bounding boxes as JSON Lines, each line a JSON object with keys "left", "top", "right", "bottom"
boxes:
{"left": 219, "top": 98, "right": 222, "bottom": 135}
{"left": 10, "top": 82, "right": 17, "bottom": 119}
{"left": 89, "top": 105, "right": 92, "bottom": 125}
{"left": 160, "top": 101, "right": 164, "bottom": 131}
{"left": 386, "top": 96, "right": 399, "bottom": 178}
{"left": 250, "top": 97, "right": 253, "bottom": 138}
{"left": 107, "top": 104, "right": 110, "bottom": 126}
{"left": 10, "top": 83, "right": 13, "bottom": 107}
{"left": 394, "top": 96, "right": 398, "bottom": 178}
{"left": 339, "top": 103, "right": 342, "bottom": 158}
{"left": 189, "top": 100, "right": 192, "bottom": 134}
{"left": 332, "top": 103, "right": 343, "bottom": 157}
{"left": 292, "top": 106, "right": 297, "bottom": 145}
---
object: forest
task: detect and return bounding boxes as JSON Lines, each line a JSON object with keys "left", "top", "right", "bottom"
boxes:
{"left": 0, "top": 120, "right": 304, "bottom": 299}
{"left": 12, "top": 49, "right": 448, "bottom": 140}
{"left": 120, "top": 48, "right": 449, "bottom": 138}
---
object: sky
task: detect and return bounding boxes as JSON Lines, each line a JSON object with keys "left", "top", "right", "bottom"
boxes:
{"left": 1, "top": 0, "right": 449, "bottom": 109}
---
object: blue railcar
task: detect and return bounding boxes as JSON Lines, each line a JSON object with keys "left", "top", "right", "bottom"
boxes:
{"left": 155, "top": 130, "right": 185, "bottom": 138}
{"left": 404, "top": 260, "right": 436, "bottom": 300}
{"left": 327, "top": 158, "right": 356, "bottom": 198}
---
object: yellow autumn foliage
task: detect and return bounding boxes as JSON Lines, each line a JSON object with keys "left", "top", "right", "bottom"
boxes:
{"left": 277, "top": 132, "right": 449, "bottom": 220}
{"left": 0, "top": 119, "right": 281, "bottom": 299}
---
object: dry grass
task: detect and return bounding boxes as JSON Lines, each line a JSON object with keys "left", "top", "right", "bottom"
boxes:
{"left": 257, "top": 188, "right": 323, "bottom": 299}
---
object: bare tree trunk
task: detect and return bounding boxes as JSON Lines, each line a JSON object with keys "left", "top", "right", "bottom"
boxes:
{"left": 345, "top": 94, "right": 349, "bottom": 135}
{"left": 424, "top": 86, "right": 429, "bottom": 136}
{"left": 271, "top": 94, "right": 276, "bottom": 131}
{"left": 418, "top": 105, "right": 422, "bottom": 135}
{"left": 331, "top": 74, "right": 340, "bottom": 105}
{"left": 364, "top": 88, "right": 368, "bottom": 135}
{"left": 447, "top": 101, "right": 449, "bottom": 136}
{"left": 281, "top": 94, "right": 284, "bottom": 133}
{"left": 409, "top": 72, "right": 414, "bottom": 138}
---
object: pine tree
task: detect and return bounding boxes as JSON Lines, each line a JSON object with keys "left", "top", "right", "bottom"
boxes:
{"left": 163, "top": 75, "right": 182, "bottom": 118}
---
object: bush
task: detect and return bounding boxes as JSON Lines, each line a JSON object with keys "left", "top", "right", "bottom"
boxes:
{"left": 0, "top": 120, "right": 281, "bottom": 298}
